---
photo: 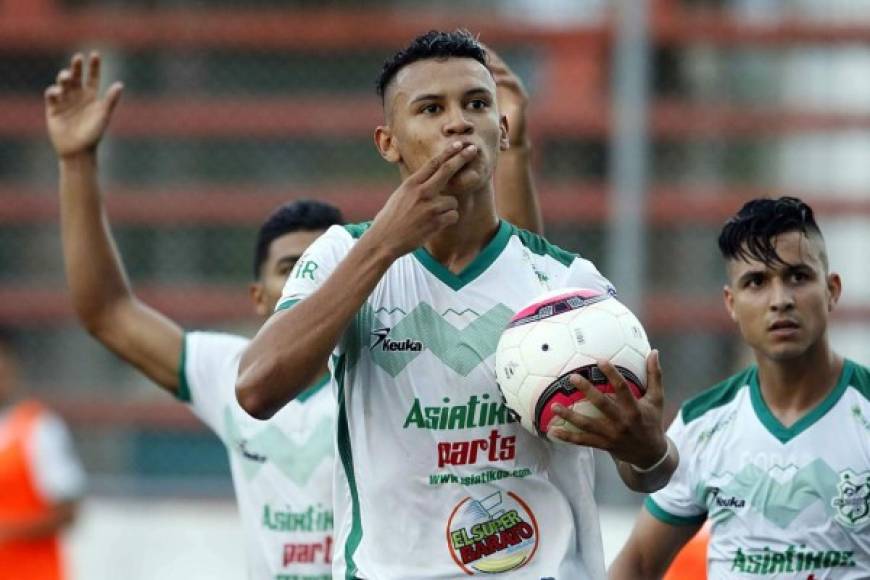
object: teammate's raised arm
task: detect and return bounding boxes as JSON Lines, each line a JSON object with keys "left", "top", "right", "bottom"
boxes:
{"left": 46, "top": 52, "right": 184, "bottom": 393}
{"left": 235, "top": 140, "right": 477, "bottom": 419}
{"left": 487, "top": 46, "right": 543, "bottom": 234}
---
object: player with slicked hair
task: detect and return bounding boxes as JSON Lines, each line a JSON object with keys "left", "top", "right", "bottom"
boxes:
{"left": 611, "top": 197, "right": 870, "bottom": 579}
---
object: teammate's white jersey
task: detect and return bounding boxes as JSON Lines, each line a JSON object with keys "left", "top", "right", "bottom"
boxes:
{"left": 279, "top": 221, "right": 616, "bottom": 580}
{"left": 179, "top": 332, "right": 335, "bottom": 580}
{"left": 648, "top": 360, "right": 870, "bottom": 580}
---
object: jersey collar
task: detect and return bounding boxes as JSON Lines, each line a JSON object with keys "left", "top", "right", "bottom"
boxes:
{"left": 749, "top": 359, "right": 854, "bottom": 443}
{"left": 411, "top": 220, "right": 511, "bottom": 291}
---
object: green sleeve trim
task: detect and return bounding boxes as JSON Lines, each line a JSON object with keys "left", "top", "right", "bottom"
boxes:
{"left": 296, "top": 372, "right": 330, "bottom": 403}
{"left": 509, "top": 222, "right": 576, "bottom": 267}
{"left": 644, "top": 497, "right": 707, "bottom": 526}
{"left": 276, "top": 298, "right": 301, "bottom": 312}
{"left": 176, "top": 332, "right": 191, "bottom": 403}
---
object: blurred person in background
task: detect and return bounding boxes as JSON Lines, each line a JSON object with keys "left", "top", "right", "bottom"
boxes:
{"left": 0, "top": 338, "right": 86, "bottom": 580}
{"left": 44, "top": 45, "right": 540, "bottom": 579}
{"left": 236, "top": 29, "right": 675, "bottom": 580}
{"left": 663, "top": 522, "right": 709, "bottom": 580}
{"left": 610, "top": 197, "right": 870, "bottom": 579}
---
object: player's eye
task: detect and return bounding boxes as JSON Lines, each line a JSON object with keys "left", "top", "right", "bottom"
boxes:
{"left": 744, "top": 275, "right": 764, "bottom": 288}
{"left": 468, "top": 99, "right": 489, "bottom": 110}
{"left": 790, "top": 271, "right": 810, "bottom": 283}
{"left": 420, "top": 103, "right": 441, "bottom": 115}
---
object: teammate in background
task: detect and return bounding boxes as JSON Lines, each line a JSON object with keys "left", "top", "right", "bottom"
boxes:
{"left": 0, "top": 339, "right": 86, "bottom": 580}
{"left": 236, "top": 30, "right": 676, "bottom": 579}
{"left": 44, "top": 46, "right": 541, "bottom": 579}
{"left": 610, "top": 197, "right": 870, "bottom": 579}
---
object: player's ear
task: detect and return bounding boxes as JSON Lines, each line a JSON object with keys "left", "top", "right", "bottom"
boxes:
{"left": 249, "top": 282, "right": 269, "bottom": 318}
{"left": 723, "top": 285, "right": 737, "bottom": 322}
{"left": 499, "top": 114, "right": 510, "bottom": 152}
{"left": 826, "top": 272, "right": 842, "bottom": 312}
{"left": 374, "top": 126, "right": 401, "bottom": 163}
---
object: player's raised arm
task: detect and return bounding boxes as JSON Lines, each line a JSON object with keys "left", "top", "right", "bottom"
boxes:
{"left": 608, "top": 508, "right": 701, "bottom": 579}
{"left": 236, "top": 140, "right": 478, "bottom": 419}
{"left": 46, "top": 52, "right": 184, "bottom": 393}
{"left": 487, "top": 46, "right": 543, "bottom": 234}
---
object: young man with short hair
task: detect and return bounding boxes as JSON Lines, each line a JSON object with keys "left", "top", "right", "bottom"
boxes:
{"left": 45, "top": 44, "right": 542, "bottom": 579}
{"left": 237, "top": 30, "right": 676, "bottom": 579}
{"left": 610, "top": 197, "right": 870, "bottom": 579}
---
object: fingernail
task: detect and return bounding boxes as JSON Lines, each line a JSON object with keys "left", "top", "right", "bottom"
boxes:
{"left": 452, "top": 141, "right": 463, "bottom": 150}
{"left": 552, "top": 404, "right": 564, "bottom": 413}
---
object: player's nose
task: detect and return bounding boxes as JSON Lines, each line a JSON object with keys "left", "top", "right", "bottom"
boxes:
{"left": 443, "top": 107, "right": 473, "bottom": 136}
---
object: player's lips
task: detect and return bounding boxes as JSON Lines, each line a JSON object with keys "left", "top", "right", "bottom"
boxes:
{"left": 768, "top": 319, "right": 800, "bottom": 338}
{"left": 768, "top": 319, "right": 799, "bottom": 331}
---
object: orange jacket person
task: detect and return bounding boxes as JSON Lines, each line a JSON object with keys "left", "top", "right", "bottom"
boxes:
{"left": 0, "top": 340, "right": 85, "bottom": 579}
{"left": 664, "top": 523, "right": 710, "bottom": 580}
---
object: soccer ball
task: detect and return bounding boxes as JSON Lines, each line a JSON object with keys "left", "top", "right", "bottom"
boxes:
{"left": 495, "top": 288, "right": 650, "bottom": 438}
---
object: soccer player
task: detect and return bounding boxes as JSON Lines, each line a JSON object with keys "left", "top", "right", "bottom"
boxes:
{"left": 236, "top": 30, "right": 676, "bottom": 579}
{"left": 0, "top": 340, "right": 86, "bottom": 580}
{"left": 610, "top": 197, "right": 870, "bottom": 579}
{"left": 45, "top": 46, "right": 541, "bottom": 579}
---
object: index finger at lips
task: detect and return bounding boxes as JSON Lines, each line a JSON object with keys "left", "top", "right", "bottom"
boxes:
{"left": 423, "top": 143, "right": 477, "bottom": 191}
{"left": 410, "top": 141, "right": 463, "bottom": 185}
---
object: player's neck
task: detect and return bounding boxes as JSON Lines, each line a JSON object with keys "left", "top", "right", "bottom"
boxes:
{"left": 754, "top": 340, "right": 843, "bottom": 427}
{"left": 423, "top": 187, "right": 499, "bottom": 274}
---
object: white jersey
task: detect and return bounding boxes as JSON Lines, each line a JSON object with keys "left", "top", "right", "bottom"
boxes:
{"left": 648, "top": 360, "right": 870, "bottom": 580}
{"left": 179, "top": 332, "right": 335, "bottom": 580}
{"left": 279, "top": 221, "right": 616, "bottom": 580}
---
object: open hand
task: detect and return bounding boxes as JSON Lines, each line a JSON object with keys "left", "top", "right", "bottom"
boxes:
{"left": 45, "top": 52, "right": 123, "bottom": 158}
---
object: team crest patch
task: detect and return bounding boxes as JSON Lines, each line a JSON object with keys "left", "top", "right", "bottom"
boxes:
{"left": 831, "top": 469, "right": 870, "bottom": 527}
{"left": 446, "top": 490, "right": 539, "bottom": 575}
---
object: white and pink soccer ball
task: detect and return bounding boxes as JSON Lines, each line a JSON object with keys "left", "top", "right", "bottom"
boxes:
{"left": 495, "top": 288, "right": 651, "bottom": 438}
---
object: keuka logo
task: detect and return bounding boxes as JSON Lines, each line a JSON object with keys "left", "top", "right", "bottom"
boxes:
{"left": 710, "top": 487, "right": 746, "bottom": 508}
{"left": 370, "top": 327, "right": 423, "bottom": 352}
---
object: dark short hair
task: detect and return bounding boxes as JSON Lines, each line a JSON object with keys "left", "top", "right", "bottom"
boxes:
{"left": 718, "top": 196, "right": 824, "bottom": 267}
{"left": 253, "top": 200, "right": 344, "bottom": 278}
{"left": 376, "top": 29, "right": 488, "bottom": 101}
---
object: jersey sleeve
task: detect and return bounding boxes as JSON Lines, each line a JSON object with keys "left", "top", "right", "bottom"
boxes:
{"left": 177, "top": 331, "right": 249, "bottom": 437}
{"left": 30, "top": 413, "right": 86, "bottom": 503}
{"left": 276, "top": 224, "right": 355, "bottom": 312}
{"left": 563, "top": 257, "right": 617, "bottom": 297}
{"left": 645, "top": 414, "right": 708, "bottom": 526}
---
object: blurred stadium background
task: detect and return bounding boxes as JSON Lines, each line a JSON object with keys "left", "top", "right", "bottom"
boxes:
{"left": 2, "top": 0, "right": 870, "bottom": 577}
